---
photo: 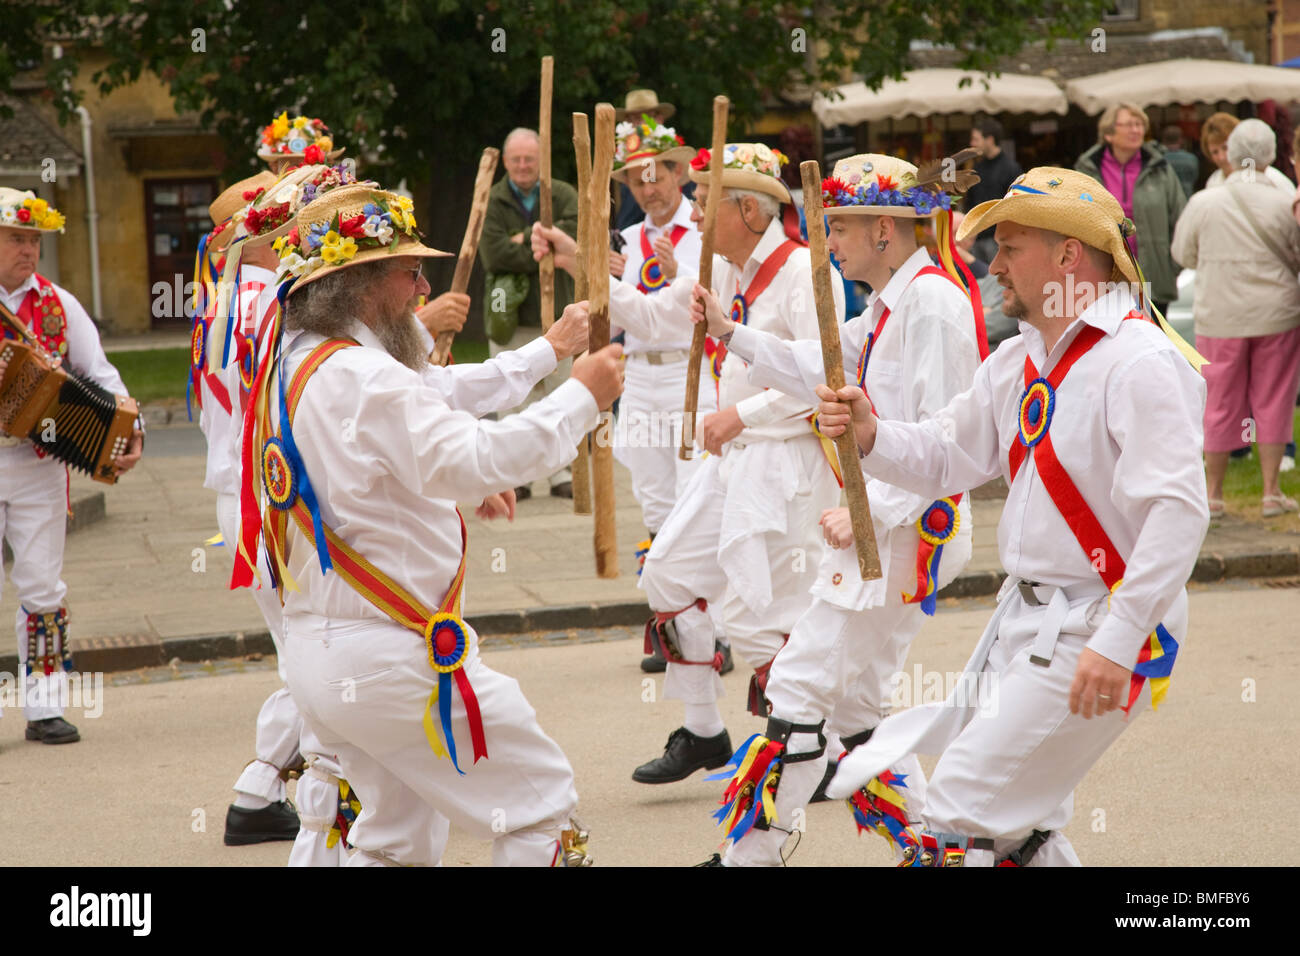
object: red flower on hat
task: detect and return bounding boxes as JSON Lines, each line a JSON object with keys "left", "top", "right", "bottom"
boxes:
{"left": 690, "top": 148, "right": 711, "bottom": 171}
{"left": 822, "top": 176, "right": 849, "bottom": 200}
{"left": 303, "top": 144, "right": 324, "bottom": 165}
{"left": 876, "top": 173, "right": 898, "bottom": 192}
{"left": 16, "top": 209, "right": 31, "bottom": 223}
{"left": 286, "top": 226, "right": 299, "bottom": 247}
{"left": 243, "top": 187, "right": 266, "bottom": 202}
{"left": 675, "top": 134, "right": 685, "bottom": 145}
{"left": 338, "top": 214, "right": 367, "bottom": 239}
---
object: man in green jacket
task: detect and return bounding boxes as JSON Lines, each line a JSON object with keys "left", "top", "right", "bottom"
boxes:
{"left": 479, "top": 127, "right": 581, "bottom": 498}
{"left": 1075, "top": 103, "right": 1187, "bottom": 315}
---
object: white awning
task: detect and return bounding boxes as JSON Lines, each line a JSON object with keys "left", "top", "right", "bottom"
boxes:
{"left": 1066, "top": 58, "right": 1300, "bottom": 114}
{"left": 812, "top": 69, "right": 1069, "bottom": 127}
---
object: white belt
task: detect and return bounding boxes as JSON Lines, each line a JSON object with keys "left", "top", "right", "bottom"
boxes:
{"left": 1012, "top": 578, "right": 1107, "bottom": 667}
{"left": 629, "top": 349, "right": 690, "bottom": 365}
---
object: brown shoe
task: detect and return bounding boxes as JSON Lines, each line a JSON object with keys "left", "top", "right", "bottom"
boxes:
{"left": 550, "top": 481, "right": 573, "bottom": 499}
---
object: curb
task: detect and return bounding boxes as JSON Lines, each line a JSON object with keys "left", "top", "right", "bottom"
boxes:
{"left": 6, "top": 546, "right": 1295, "bottom": 677}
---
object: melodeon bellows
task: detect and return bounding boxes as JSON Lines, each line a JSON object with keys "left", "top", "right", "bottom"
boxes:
{"left": 0, "top": 339, "right": 138, "bottom": 484}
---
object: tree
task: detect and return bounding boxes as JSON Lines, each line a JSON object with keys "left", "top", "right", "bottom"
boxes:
{"left": 3, "top": 0, "right": 1110, "bottom": 291}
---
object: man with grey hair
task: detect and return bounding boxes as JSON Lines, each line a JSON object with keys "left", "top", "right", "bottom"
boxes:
{"left": 479, "top": 127, "right": 581, "bottom": 499}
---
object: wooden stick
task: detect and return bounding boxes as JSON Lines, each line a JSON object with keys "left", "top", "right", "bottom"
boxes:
{"left": 538, "top": 55, "right": 556, "bottom": 332}
{"left": 570, "top": 111, "right": 593, "bottom": 516}
{"left": 430, "top": 146, "right": 499, "bottom": 366}
{"left": 799, "top": 159, "right": 882, "bottom": 581}
{"left": 588, "top": 102, "right": 618, "bottom": 577}
{"left": 680, "top": 95, "right": 728, "bottom": 460}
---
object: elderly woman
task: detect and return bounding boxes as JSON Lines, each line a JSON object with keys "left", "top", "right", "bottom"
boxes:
{"left": 1172, "top": 119, "right": 1300, "bottom": 517}
{"left": 1076, "top": 102, "right": 1187, "bottom": 315}
{"left": 1204, "top": 112, "right": 1294, "bottom": 193}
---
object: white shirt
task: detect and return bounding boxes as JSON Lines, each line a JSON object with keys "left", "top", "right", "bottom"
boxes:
{"left": 861, "top": 288, "right": 1209, "bottom": 668}
{"left": 608, "top": 217, "right": 846, "bottom": 443}
{"left": 0, "top": 274, "right": 127, "bottom": 395}
{"left": 730, "top": 247, "right": 981, "bottom": 529}
{"left": 614, "top": 195, "right": 701, "bottom": 353}
{"left": 275, "top": 320, "right": 597, "bottom": 626}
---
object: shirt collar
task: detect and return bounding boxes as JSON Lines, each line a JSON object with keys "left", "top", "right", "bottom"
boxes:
{"left": 0, "top": 274, "right": 38, "bottom": 302}
{"left": 508, "top": 179, "right": 539, "bottom": 203}
{"left": 642, "top": 194, "right": 692, "bottom": 239}
{"left": 869, "top": 247, "right": 934, "bottom": 318}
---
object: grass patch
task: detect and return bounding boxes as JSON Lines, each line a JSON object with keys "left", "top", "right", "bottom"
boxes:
{"left": 106, "top": 347, "right": 190, "bottom": 404}
{"left": 450, "top": 339, "right": 489, "bottom": 365}
{"left": 1219, "top": 409, "right": 1300, "bottom": 532}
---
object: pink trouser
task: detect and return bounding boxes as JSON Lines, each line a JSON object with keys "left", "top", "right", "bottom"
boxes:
{"left": 1197, "top": 327, "right": 1300, "bottom": 452}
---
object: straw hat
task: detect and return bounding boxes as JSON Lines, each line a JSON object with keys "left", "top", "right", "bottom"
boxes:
{"left": 256, "top": 111, "right": 344, "bottom": 164}
{"left": 688, "top": 143, "right": 793, "bottom": 204}
{"left": 611, "top": 113, "right": 694, "bottom": 184}
{"left": 274, "top": 183, "right": 450, "bottom": 294}
{"left": 237, "top": 162, "right": 371, "bottom": 248}
{"left": 820, "top": 153, "right": 977, "bottom": 219}
{"left": 957, "top": 166, "right": 1139, "bottom": 286}
{"left": 0, "top": 187, "right": 66, "bottom": 233}
{"left": 205, "top": 171, "right": 278, "bottom": 251}
{"left": 615, "top": 89, "right": 675, "bottom": 122}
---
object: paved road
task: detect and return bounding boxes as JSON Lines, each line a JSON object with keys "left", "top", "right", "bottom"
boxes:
{"left": 1, "top": 580, "right": 1293, "bottom": 866}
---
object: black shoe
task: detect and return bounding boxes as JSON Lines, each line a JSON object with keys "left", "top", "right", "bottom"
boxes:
{"left": 223, "top": 800, "right": 301, "bottom": 846}
{"left": 632, "top": 726, "right": 732, "bottom": 784}
{"left": 716, "top": 641, "right": 734, "bottom": 675}
{"left": 550, "top": 481, "right": 573, "bottom": 499}
{"left": 696, "top": 853, "right": 726, "bottom": 867}
{"left": 641, "top": 641, "right": 667, "bottom": 673}
{"left": 809, "top": 759, "right": 836, "bottom": 804}
{"left": 25, "top": 717, "right": 80, "bottom": 744}
{"left": 514, "top": 484, "right": 533, "bottom": 501}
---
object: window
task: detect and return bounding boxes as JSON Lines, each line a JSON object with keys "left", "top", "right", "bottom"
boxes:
{"left": 1103, "top": 0, "right": 1140, "bottom": 20}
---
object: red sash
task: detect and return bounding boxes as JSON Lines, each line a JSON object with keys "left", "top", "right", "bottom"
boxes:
{"left": 266, "top": 339, "right": 488, "bottom": 769}
{"left": 636, "top": 224, "right": 688, "bottom": 293}
{"left": 1006, "top": 313, "right": 1177, "bottom": 711}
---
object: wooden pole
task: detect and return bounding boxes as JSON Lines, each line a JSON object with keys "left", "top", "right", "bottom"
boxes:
{"left": 588, "top": 102, "right": 618, "bottom": 577}
{"left": 799, "top": 159, "right": 882, "bottom": 581}
{"left": 430, "top": 146, "right": 499, "bottom": 366}
{"left": 680, "top": 95, "right": 728, "bottom": 460}
{"left": 538, "top": 55, "right": 556, "bottom": 332}
{"left": 570, "top": 111, "right": 593, "bottom": 516}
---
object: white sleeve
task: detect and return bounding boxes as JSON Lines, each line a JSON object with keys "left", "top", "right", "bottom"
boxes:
{"left": 731, "top": 314, "right": 867, "bottom": 401}
{"left": 608, "top": 279, "right": 695, "bottom": 343}
{"left": 58, "top": 285, "right": 129, "bottom": 396}
{"left": 418, "top": 336, "right": 558, "bottom": 418}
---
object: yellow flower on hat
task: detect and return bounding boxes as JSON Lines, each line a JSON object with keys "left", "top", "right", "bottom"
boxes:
{"left": 293, "top": 116, "right": 309, "bottom": 129}
{"left": 324, "top": 229, "right": 340, "bottom": 245}
{"left": 271, "top": 112, "right": 290, "bottom": 140}
{"left": 320, "top": 243, "right": 343, "bottom": 264}
{"left": 337, "top": 236, "right": 357, "bottom": 259}
{"left": 25, "top": 197, "right": 49, "bottom": 217}
{"left": 316, "top": 135, "right": 333, "bottom": 152}
{"left": 40, "top": 210, "right": 65, "bottom": 231}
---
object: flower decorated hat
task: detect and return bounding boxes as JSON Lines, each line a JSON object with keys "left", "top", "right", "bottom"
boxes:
{"left": 274, "top": 183, "right": 450, "bottom": 293}
{"left": 206, "top": 171, "right": 278, "bottom": 251}
{"left": 688, "top": 143, "right": 793, "bottom": 204}
{"left": 611, "top": 113, "right": 694, "bottom": 184}
{"left": 821, "top": 152, "right": 979, "bottom": 219}
{"left": 257, "top": 111, "right": 343, "bottom": 164}
{"left": 237, "top": 163, "right": 364, "bottom": 248}
{"left": 0, "top": 188, "right": 66, "bottom": 233}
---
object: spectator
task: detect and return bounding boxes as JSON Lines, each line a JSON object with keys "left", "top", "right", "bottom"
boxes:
{"left": 963, "top": 116, "right": 1022, "bottom": 264}
{"left": 1203, "top": 111, "right": 1293, "bottom": 194}
{"left": 1075, "top": 102, "right": 1186, "bottom": 316}
{"left": 1171, "top": 118, "right": 1300, "bottom": 518}
{"left": 1160, "top": 125, "right": 1198, "bottom": 197}
{"left": 479, "top": 126, "right": 581, "bottom": 499}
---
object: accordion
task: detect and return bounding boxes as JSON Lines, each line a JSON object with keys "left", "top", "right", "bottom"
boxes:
{"left": 0, "top": 338, "right": 139, "bottom": 484}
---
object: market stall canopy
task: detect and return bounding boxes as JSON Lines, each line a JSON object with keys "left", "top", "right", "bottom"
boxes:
{"left": 1066, "top": 59, "right": 1300, "bottom": 114}
{"left": 812, "top": 69, "right": 1069, "bottom": 127}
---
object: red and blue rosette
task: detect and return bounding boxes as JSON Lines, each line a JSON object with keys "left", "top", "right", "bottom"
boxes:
{"left": 706, "top": 733, "right": 784, "bottom": 842}
{"left": 239, "top": 334, "right": 256, "bottom": 393}
{"left": 423, "top": 612, "right": 488, "bottom": 774}
{"left": 1018, "top": 378, "right": 1054, "bottom": 448}
{"left": 847, "top": 767, "right": 918, "bottom": 854}
{"left": 728, "top": 293, "right": 748, "bottom": 325}
{"left": 261, "top": 437, "right": 297, "bottom": 511}
{"left": 704, "top": 337, "right": 726, "bottom": 382}
{"left": 903, "top": 497, "right": 960, "bottom": 615}
{"left": 637, "top": 256, "right": 668, "bottom": 293}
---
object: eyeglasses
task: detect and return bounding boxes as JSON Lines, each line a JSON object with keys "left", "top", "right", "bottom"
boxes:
{"left": 689, "top": 195, "right": 741, "bottom": 214}
{"left": 399, "top": 263, "right": 423, "bottom": 283}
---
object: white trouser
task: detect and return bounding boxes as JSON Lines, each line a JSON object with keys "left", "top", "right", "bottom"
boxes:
{"left": 614, "top": 354, "right": 717, "bottom": 535}
{"left": 489, "top": 327, "right": 573, "bottom": 487}
{"left": 217, "top": 492, "right": 302, "bottom": 801}
{"left": 0, "top": 446, "right": 69, "bottom": 721}
{"left": 724, "top": 527, "right": 930, "bottom": 866}
{"left": 283, "top": 614, "right": 578, "bottom": 866}
{"left": 641, "top": 436, "right": 837, "bottom": 704}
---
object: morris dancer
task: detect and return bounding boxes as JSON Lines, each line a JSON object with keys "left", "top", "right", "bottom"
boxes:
{"left": 247, "top": 182, "right": 621, "bottom": 865}
{"left": 0, "top": 189, "right": 142, "bottom": 745}
{"left": 819, "top": 168, "right": 1208, "bottom": 866}
{"left": 692, "top": 153, "right": 986, "bottom": 865}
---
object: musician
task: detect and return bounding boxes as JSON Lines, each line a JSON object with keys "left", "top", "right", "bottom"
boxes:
{"left": 818, "top": 168, "right": 1208, "bottom": 866}
{"left": 687, "top": 153, "right": 984, "bottom": 865}
{"left": 0, "top": 188, "right": 142, "bottom": 744}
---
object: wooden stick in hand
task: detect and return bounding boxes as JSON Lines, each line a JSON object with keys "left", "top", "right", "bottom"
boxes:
{"left": 799, "top": 159, "right": 881, "bottom": 581}
{"left": 570, "top": 111, "right": 593, "bottom": 516}
{"left": 538, "top": 55, "right": 556, "bottom": 332}
{"left": 588, "top": 102, "right": 618, "bottom": 577}
{"left": 680, "top": 94, "right": 728, "bottom": 461}
{"left": 430, "top": 147, "right": 499, "bottom": 366}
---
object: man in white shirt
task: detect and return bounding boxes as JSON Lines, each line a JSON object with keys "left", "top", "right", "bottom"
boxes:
{"left": 253, "top": 183, "right": 622, "bottom": 865}
{"left": 688, "top": 153, "right": 985, "bottom": 865}
{"left": 817, "top": 168, "right": 1209, "bottom": 866}
{"left": 0, "top": 189, "right": 142, "bottom": 744}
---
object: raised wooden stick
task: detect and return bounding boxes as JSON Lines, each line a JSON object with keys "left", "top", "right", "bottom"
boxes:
{"left": 588, "top": 102, "right": 618, "bottom": 577}
{"left": 538, "top": 55, "right": 556, "bottom": 332}
{"left": 799, "top": 159, "right": 881, "bottom": 581}
{"left": 680, "top": 94, "right": 728, "bottom": 460}
{"left": 430, "top": 147, "right": 499, "bottom": 366}
{"left": 570, "top": 111, "right": 593, "bottom": 516}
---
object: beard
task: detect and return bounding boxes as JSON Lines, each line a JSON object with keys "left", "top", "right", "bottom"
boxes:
{"left": 371, "top": 295, "right": 427, "bottom": 371}
{"left": 1000, "top": 281, "right": 1028, "bottom": 319}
